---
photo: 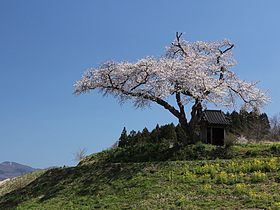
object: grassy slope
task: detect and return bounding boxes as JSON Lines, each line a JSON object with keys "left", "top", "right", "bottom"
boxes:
{"left": 0, "top": 170, "right": 46, "bottom": 198}
{"left": 1, "top": 144, "right": 280, "bottom": 209}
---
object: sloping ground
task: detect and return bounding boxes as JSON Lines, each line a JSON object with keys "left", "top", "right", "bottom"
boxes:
{"left": 0, "top": 170, "right": 46, "bottom": 198}
{"left": 1, "top": 144, "right": 280, "bottom": 209}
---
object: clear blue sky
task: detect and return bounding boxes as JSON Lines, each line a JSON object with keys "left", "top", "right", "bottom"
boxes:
{"left": 1, "top": 0, "right": 279, "bottom": 168}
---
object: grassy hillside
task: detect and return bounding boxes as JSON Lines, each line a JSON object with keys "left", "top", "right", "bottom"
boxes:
{"left": 1, "top": 143, "right": 280, "bottom": 209}
{"left": 0, "top": 170, "right": 46, "bottom": 198}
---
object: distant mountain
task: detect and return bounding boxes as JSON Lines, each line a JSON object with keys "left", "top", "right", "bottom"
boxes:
{"left": 0, "top": 161, "right": 38, "bottom": 181}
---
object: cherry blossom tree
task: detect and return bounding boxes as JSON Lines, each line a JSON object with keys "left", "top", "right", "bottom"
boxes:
{"left": 74, "top": 33, "right": 269, "bottom": 142}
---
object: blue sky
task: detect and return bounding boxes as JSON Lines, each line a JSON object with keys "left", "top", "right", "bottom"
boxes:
{"left": 1, "top": 0, "right": 279, "bottom": 168}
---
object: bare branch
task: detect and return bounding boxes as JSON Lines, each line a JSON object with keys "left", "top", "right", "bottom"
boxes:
{"left": 171, "top": 32, "right": 188, "bottom": 56}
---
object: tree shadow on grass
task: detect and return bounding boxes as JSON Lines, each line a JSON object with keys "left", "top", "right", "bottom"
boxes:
{"left": 0, "top": 162, "right": 145, "bottom": 210}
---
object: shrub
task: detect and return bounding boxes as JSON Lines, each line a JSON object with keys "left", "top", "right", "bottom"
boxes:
{"left": 172, "top": 143, "right": 215, "bottom": 160}
{"left": 226, "top": 161, "right": 239, "bottom": 173}
{"left": 251, "top": 171, "right": 266, "bottom": 183}
{"left": 190, "top": 141, "right": 211, "bottom": 159}
{"left": 237, "top": 172, "right": 246, "bottom": 183}
{"left": 199, "top": 174, "right": 212, "bottom": 183}
{"left": 199, "top": 184, "right": 212, "bottom": 195}
{"left": 211, "top": 146, "right": 235, "bottom": 159}
{"left": 183, "top": 170, "right": 197, "bottom": 183}
{"left": 168, "top": 171, "right": 174, "bottom": 182}
{"left": 226, "top": 173, "right": 239, "bottom": 185}
{"left": 265, "top": 157, "right": 278, "bottom": 172}
{"left": 274, "top": 171, "right": 280, "bottom": 183}
{"left": 271, "top": 144, "right": 280, "bottom": 154}
{"left": 234, "top": 183, "right": 248, "bottom": 195}
{"left": 224, "top": 133, "right": 237, "bottom": 148}
{"left": 239, "top": 159, "right": 264, "bottom": 173}
{"left": 245, "top": 149, "right": 258, "bottom": 157}
{"left": 274, "top": 202, "right": 280, "bottom": 209}
{"left": 216, "top": 171, "right": 228, "bottom": 184}
{"left": 250, "top": 159, "right": 265, "bottom": 172}
{"left": 248, "top": 191, "right": 270, "bottom": 202}
{"left": 194, "top": 163, "right": 219, "bottom": 177}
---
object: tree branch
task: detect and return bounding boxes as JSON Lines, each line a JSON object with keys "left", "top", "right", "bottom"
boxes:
{"left": 189, "top": 99, "right": 202, "bottom": 127}
{"left": 130, "top": 70, "right": 150, "bottom": 91}
{"left": 217, "top": 44, "right": 234, "bottom": 80}
{"left": 228, "top": 85, "right": 256, "bottom": 104}
{"left": 91, "top": 84, "right": 181, "bottom": 119}
{"left": 171, "top": 32, "right": 188, "bottom": 56}
{"left": 154, "top": 97, "right": 181, "bottom": 118}
{"left": 176, "top": 92, "right": 185, "bottom": 115}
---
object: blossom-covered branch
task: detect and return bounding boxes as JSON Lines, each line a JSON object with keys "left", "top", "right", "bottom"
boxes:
{"left": 74, "top": 33, "right": 269, "bottom": 140}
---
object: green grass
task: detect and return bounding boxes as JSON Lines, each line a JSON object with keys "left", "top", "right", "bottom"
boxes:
{"left": 80, "top": 141, "right": 280, "bottom": 165}
{"left": 0, "top": 170, "right": 46, "bottom": 198}
{"left": 1, "top": 143, "right": 280, "bottom": 209}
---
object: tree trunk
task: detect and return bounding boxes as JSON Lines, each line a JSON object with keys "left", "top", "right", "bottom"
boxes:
{"left": 188, "top": 99, "right": 203, "bottom": 143}
{"left": 177, "top": 113, "right": 191, "bottom": 143}
{"left": 154, "top": 94, "right": 203, "bottom": 144}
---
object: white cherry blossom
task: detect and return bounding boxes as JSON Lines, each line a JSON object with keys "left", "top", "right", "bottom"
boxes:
{"left": 74, "top": 33, "right": 269, "bottom": 140}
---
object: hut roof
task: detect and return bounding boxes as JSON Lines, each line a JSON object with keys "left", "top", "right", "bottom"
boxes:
{"left": 201, "top": 110, "right": 230, "bottom": 125}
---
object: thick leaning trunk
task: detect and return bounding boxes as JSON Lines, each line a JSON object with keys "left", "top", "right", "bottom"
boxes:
{"left": 177, "top": 114, "right": 194, "bottom": 144}
{"left": 188, "top": 100, "right": 203, "bottom": 143}
{"left": 154, "top": 93, "right": 202, "bottom": 144}
{"left": 175, "top": 92, "right": 194, "bottom": 144}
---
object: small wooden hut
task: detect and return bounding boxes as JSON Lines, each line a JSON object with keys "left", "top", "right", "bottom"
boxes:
{"left": 200, "top": 110, "right": 230, "bottom": 146}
